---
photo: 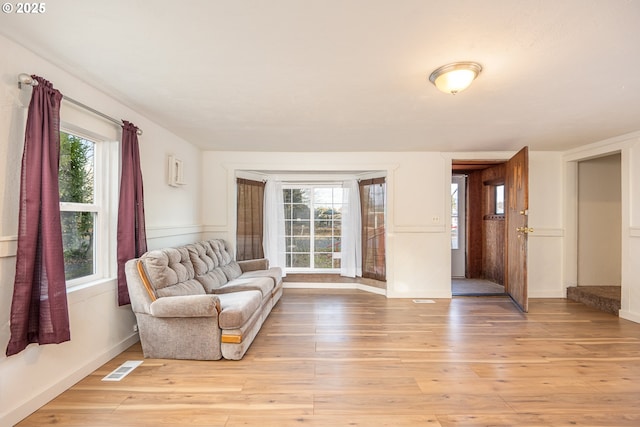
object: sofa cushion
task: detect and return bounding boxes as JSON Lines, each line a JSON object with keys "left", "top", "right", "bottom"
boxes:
{"left": 213, "top": 276, "right": 274, "bottom": 297}
{"left": 237, "top": 258, "right": 269, "bottom": 272}
{"left": 239, "top": 267, "right": 283, "bottom": 288}
{"left": 140, "top": 247, "right": 204, "bottom": 297}
{"left": 188, "top": 242, "right": 219, "bottom": 274}
{"left": 195, "top": 267, "right": 228, "bottom": 293}
{"left": 155, "top": 280, "right": 206, "bottom": 298}
{"left": 217, "top": 290, "right": 262, "bottom": 329}
{"left": 207, "top": 239, "right": 234, "bottom": 267}
{"left": 221, "top": 260, "right": 243, "bottom": 281}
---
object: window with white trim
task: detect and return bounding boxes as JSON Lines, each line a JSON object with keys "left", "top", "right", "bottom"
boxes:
{"left": 59, "top": 128, "right": 116, "bottom": 287}
{"left": 283, "top": 185, "right": 343, "bottom": 271}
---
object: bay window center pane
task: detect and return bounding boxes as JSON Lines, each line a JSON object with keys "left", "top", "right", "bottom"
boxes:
{"left": 283, "top": 185, "right": 343, "bottom": 270}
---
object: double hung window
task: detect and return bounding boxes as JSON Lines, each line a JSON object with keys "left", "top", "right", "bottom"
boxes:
{"left": 58, "top": 128, "right": 115, "bottom": 287}
{"left": 283, "top": 186, "right": 343, "bottom": 271}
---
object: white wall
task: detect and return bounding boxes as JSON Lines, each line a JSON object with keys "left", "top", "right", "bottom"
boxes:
{"left": 202, "top": 150, "right": 566, "bottom": 299}
{"left": 577, "top": 154, "right": 622, "bottom": 286}
{"left": 564, "top": 131, "right": 640, "bottom": 322}
{"left": 202, "top": 151, "right": 451, "bottom": 298}
{"left": 0, "top": 34, "right": 203, "bottom": 426}
{"left": 626, "top": 139, "right": 640, "bottom": 321}
{"left": 528, "top": 151, "right": 565, "bottom": 297}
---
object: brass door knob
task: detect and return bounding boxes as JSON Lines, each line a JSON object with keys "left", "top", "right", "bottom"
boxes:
{"left": 516, "top": 227, "right": 534, "bottom": 234}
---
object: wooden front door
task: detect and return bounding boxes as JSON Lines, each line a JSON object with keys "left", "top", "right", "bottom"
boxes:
{"left": 505, "top": 147, "right": 530, "bottom": 312}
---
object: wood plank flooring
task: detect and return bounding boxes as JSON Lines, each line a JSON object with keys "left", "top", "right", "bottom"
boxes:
{"left": 17, "top": 289, "right": 640, "bottom": 426}
{"left": 451, "top": 278, "right": 505, "bottom": 296}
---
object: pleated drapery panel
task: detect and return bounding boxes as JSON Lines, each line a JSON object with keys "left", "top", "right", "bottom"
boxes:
{"left": 236, "top": 178, "right": 265, "bottom": 261}
{"left": 359, "top": 177, "right": 386, "bottom": 281}
{"left": 116, "top": 121, "right": 147, "bottom": 306}
{"left": 340, "top": 180, "right": 362, "bottom": 278}
{"left": 6, "top": 75, "right": 70, "bottom": 356}
{"left": 263, "top": 180, "right": 286, "bottom": 274}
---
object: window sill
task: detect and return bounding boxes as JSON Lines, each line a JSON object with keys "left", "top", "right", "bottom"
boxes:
{"left": 285, "top": 269, "right": 341, "bottom": 274}
{"left": 285, "top": 273, "right": 354, "bottom": 282}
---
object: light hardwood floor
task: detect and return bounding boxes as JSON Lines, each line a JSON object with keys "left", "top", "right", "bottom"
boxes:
{"left": 17, "top": 289, "right": 640, "bottom": 426}
{"left": 451, "top": 278, "right": 505, "bottom": 295}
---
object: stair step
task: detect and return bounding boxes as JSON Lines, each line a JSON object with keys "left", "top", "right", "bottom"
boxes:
{"left": 566, "top": 286, "right": 621, "bottom": 316}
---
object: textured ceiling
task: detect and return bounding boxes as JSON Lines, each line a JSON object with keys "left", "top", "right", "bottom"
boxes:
{"left": 2, "top": 0, "right": 640, "bottom": 152}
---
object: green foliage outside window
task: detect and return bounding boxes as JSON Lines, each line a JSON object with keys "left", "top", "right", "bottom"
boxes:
{"left": 59, "top": 132, "right": 95, "bottom": 280}
{"left": 284, "top": 187, "right": 343, "bottom": 269}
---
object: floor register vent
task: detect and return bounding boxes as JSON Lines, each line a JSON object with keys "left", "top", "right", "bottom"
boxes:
{"left": 102, "top": 360, "right": 143, "bottom": 382}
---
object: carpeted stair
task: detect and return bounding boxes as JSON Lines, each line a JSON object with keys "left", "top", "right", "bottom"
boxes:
{"left": 566, "top": 286, "right": 621, "bottom": 316}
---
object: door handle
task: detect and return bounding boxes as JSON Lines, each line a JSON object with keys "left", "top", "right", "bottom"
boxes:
{"left": 516, "top": 227, "right": 534, "bottom": 234}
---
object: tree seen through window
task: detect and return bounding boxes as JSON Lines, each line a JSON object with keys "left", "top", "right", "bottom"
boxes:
{"left": 59, "top": 131, "right": 96, "bottom": 281}
{"left": 283, "top": 186, "right": 343, "bottom": 270}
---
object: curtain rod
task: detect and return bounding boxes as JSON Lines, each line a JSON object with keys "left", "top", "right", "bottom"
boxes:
{"left": 18, "top": 73, "right": 143, "bottom": 136}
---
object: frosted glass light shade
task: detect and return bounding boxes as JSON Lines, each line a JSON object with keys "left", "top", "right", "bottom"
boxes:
{"left": 429, "top": 62, "right": 482, "bottom": 94}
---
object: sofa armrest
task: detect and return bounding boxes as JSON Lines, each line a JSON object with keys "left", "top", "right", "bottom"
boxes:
{"left": 237, "top": 258, "right": 269, "bottom": 272}
{"left": 149, "top": 295, "right": 221, "bottom": 318}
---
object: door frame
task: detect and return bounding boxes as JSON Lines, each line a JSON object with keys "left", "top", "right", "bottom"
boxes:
{"left": 564, "top": 143, "right": 628, "bottom": 317}
{"left": 448, "top": 151, "right": 529, "bottom": 310}
{"left": 451, "top": 174, "right": 467, "bottom": 278}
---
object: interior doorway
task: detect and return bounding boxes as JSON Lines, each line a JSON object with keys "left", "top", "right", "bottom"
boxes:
{"left": 577, "top": 153, "right": 621, "bottom": 286}
{"left": 450, "top": 148, "right": 530, "bottom": 310}
{"left": 451, "top": 161, "right": 507, "bottom": 296}
{"left": 567, "top": 152, "right": 622, "bottom": 315}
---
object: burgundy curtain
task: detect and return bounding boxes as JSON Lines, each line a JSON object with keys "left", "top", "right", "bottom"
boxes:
{"left": 116, "top": 121, "right": 147, "bottom": 306}
{"left": 6, "top": 76, "right": 70, "bottom": 356}
{"left": 360, "top": 178, "right": 386, "bottom": 281}
{"left": 236, "top": 178, "right": 265, "bottom": 260}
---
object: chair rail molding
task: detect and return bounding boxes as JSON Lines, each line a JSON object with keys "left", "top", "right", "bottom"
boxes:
{"left": 0, "top": 235, "right": 18, "bottom": 258}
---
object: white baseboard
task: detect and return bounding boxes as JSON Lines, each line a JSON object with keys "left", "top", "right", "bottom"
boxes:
{"left": 2, "top": 333, "right": 140, "bottom": 427}
{"left": 529, "top": 291, "right": 567, "bottom": 298}
{"left": 619, "top": 310, "right": 640, "bottom": 324}
{"left": 283, "top": 282, "right": 571, "bottom": 300}
{"left": 283, "top": 282, "right": 387, "bottom": 296}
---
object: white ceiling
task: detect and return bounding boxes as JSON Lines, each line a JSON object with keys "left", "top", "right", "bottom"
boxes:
{"left": 2, "top": 0, "right": 640, "bottom": 152}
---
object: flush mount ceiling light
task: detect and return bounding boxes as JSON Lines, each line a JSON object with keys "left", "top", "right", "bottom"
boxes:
{"left": 429, "top": 62, "right": 482, "bottom": 95}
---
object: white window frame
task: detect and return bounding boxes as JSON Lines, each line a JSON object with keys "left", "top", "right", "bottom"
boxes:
{"left": 451, "top": 182, "right": 459, "bottom": 250}
{"left": 283, "top": 183, "right": 344, "bottom": 273}
{"left": 59, "top": 123, "right": 118, "bottom": 288}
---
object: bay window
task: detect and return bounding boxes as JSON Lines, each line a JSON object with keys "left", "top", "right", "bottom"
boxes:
{"left": 283, "top": 185, "right": 344, "bottom": 271}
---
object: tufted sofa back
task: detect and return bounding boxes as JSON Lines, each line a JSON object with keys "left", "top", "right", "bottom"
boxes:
{"left": 135, "top": 239, "right": 243, "bottom": 303}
